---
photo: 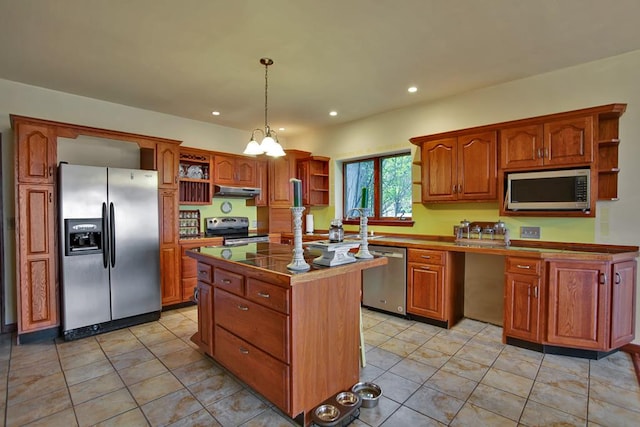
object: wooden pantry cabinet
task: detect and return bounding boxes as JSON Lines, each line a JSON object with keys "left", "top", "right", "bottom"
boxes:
{"left": 417, "top": 131, "right": 497, "bottom": 202}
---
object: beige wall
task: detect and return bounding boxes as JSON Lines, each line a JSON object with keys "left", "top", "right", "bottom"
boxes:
{"left": 1, "top": 49, "right": 639, "bottom": 342}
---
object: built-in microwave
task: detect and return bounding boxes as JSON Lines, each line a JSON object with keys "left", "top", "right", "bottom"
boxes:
{"left": 505, "top": 168, "right": 591, "bottom": 211}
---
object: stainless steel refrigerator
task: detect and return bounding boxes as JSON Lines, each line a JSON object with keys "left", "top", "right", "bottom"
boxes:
{"left": 59, "top": 163, "right": 161, "bottom": 340}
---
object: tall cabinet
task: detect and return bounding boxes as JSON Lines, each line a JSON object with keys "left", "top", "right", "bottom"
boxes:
{"left": 11, "top": 115, "right": 183, "bottom": 341}
{"left": 13, "top": 119, "right": 59, "bottom": 337}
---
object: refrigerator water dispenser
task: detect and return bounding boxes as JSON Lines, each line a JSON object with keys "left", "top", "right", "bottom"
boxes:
{"left": 64, "top": 218, "right": 103, "bottom": 256}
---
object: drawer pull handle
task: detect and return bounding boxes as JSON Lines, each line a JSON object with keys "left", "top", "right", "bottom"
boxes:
{"left": 516, "top": 264, "right": 531, "bottom": 269}
{"left": 199, "top": 270, "right": 207, "bottom": 274}
{"left": 239, "top": 347, "right": 249, "bottom": 355}
{"left": 257, "top": 291, "right": 270, "bottom": 298}
{"left": 615, "top": 272, "right": 621, "bottom": 285}
{"left": 420, "top": 266, "right": 430, "bottom": 270}
{"left": 222, "top": 279, "right": 231, "bottom": 284}
{"left": 421, "top": 255, "right": 431, "bottom": 259}
{"left": 237, "top": 305, "right": 249, "bottom": 311}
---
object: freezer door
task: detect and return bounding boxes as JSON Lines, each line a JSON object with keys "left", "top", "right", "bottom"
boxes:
{"left": 108, "top": 168, "right": 160, "bottom": 319}
{"left": 59, "top": 164, "right": 112, "bottom": 331}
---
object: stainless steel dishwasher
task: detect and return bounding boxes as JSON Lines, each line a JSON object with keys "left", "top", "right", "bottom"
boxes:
{"left": 362, "top": 245, "right": 407, "bottom": 315}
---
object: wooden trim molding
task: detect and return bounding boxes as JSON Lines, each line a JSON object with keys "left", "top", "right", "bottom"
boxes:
{"left": 623, "top": 343, "right": 640, "bottom": 386}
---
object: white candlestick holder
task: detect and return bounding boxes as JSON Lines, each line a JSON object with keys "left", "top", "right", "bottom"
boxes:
{"left": 354, "top": 208, "right": 373, "bottom": 259}
{"left": 287, "top": 206, "right": 311, "bottom": 271}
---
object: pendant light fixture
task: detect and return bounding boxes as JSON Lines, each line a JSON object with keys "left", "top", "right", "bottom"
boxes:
{"left": 243, "top": 58, "right": 286, "bottom": 157}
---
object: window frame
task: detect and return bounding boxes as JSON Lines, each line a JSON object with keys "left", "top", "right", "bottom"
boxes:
{"left": 342, "top": 152, "right": 414, "bottom": 227}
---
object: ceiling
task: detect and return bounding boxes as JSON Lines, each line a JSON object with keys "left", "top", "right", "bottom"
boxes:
{"left": 2, "top": 0, "right": 640, "bottom": 136}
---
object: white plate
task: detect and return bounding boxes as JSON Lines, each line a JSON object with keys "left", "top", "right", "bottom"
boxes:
{"left": 187, "top": 165, "right": 203, "bottom": 179}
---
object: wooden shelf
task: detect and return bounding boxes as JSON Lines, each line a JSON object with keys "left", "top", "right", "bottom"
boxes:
{"left": 179, "top": 148, "right": 213, "bottom": 205}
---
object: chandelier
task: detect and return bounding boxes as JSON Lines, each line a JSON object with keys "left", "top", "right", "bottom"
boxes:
{"left": 243, "top": 58, "right": 286, "bottom": 157}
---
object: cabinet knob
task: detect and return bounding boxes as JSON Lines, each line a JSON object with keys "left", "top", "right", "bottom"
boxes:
{"left": 452, "top": 185, "right": 457, "bottom": 194}
{"left": 193, "top": 287, "right": 199, "bottom": 303}
{"left": 48, "top": 166, "right": 53, "bottom": 176}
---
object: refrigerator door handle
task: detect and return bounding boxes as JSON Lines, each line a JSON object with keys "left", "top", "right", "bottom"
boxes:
{"left": 102, "top": 202, "right": 109, "bottom": 269}
{"left": 109, "top": 202, "right": 116, "bottom": 268}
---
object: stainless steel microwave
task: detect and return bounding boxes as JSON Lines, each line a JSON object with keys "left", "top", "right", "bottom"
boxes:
{"left": 506, "top": 168, "right": 590, "bottom": 211}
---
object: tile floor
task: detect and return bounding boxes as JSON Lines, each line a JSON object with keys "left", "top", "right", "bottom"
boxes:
{"left": 1, "top": 306, "right": 639, "bottom": 426}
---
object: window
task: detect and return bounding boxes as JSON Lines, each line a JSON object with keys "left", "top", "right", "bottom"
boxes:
{"left": 343, "top": 152, "right": 413, "bottom": 225}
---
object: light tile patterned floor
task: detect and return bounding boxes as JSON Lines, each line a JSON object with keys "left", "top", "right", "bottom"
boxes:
{"left": 0, "top": 306, "right": 638, "bottom": 426}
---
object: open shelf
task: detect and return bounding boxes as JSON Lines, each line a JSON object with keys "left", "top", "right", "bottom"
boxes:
{"left": 179, "top": 148, "right": 213, "bottom": 205}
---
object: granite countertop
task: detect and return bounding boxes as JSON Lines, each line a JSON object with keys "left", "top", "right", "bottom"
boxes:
{"left": 188, "top": 242, "right": 387, "bottom": 279}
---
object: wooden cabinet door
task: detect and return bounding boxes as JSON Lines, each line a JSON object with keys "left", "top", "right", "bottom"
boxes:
{"left": 16, "top": 123, "right": 56, "bottom": 184}
{"left": 269, "top": 156, "right": 296, "bottom": 206}
{"left": 610, "top": 260, "right": 637, "bottom": 348}
{"left": 196, "top": 281, "right": 214, "bottom": 356}
{"left": 543, "top": 116, "right": 593, "bottom": 166}
{"left": 248, "top": 160, "right": 268, "bottom": 206}
{"left": 547, "top": 260, "right": 608, "bottom": 350}
{"left": 407, "top": 262, "right": 445, "bottom": 320}
{"left": 159, "top": 189, "right": 181, "bottom": 305}
{"left": 157, "top": 143, "right": 179, "bottom": 189}
{"left": 499, "top": 124, "right": 544, "bottom": 169}
{"left": 213, "top": 155, "right": 236, "bottom": 185}
{"left": 457, "top": 131, "right": 497, "bottom": 201}
{"left": 504, "top": 273, "right": 542, "bottom": 342}
{"left": 421, "top": 138, "right": 457, "bottom": 202}
{"left": 235, "top": 158, "right": 256, "bottom": 186}
{"left": 17, "top": 184, "right": 58, "bottom": 332}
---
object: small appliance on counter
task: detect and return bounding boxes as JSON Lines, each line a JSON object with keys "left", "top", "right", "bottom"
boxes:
{"left": 204, "top": 216, "right": 270, "bottom": 245}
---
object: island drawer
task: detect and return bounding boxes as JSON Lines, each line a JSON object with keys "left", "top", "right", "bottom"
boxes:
{"left": 246, "top": 278, "right": 290, "bottom": 314}
{"left": 197, "top": 263, "right": 212, "bottom": 283}
{"left": 408, "top": 248, "right": 445, "bottom": 265}
{"left": 506, "top": 257, "right": 542, "bottom": 275}
{"left": 215, "top": 288, "right": 289, "bottom": 363}
{"left": 215, "top": 326, "right": 290, "bottom": 413}
{"left": 214, "top": 268, "right": 244, "bottom": 296}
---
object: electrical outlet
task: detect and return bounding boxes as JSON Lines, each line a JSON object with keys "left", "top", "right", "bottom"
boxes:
{"left": 520, "top": 226, "right": 540, "bottom": 239}
{"left": 251, "top": 220, "right": 257, "bottom": 228}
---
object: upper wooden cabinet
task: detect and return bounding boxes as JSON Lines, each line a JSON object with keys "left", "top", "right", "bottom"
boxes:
{"left": 213, "top": 155, "right": 256, "bottom": 187}
{"left": 157, "top": 143, "right": 180, "bottom": 189}
{"left": 420, "top": 132, "right": 497, "bottom": 202}
{"left": 297, "top": 156, "right": 330, "bottom": 206}
{"left": 500, "top": 117, "right": 593, "bottom": 170}
{"left": 268, "top": 150, "right": 310, "bottom": 207}
{"left": 15, "top": 122, "right": 57, "bottom": 184}
{"left": 246, "top": 159, "right": 268, "bottom": 207}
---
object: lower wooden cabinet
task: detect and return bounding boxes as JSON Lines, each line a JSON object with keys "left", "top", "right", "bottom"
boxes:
{"left": 16, "top": 184, "right": 58, "bottom": 335}
{"left": 544, "top": 259, "right": 636, "bottom": 351}
{"left": 406, "top": 249, "right": 463, "bottom": 327}
{"left": 504, "top": 257, "right": 544, "bottom": 343}
{"left": 194, "top": 280, "right": 213, "bottom": 355}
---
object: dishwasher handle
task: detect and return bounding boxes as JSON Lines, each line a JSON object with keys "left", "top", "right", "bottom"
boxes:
{"left": 369, "top": 250, "right": 404, "bottom": 258}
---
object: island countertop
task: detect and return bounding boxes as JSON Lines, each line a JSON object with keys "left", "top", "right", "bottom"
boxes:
{"left": 187, "top": 241, "right": 388, "bottom": 283}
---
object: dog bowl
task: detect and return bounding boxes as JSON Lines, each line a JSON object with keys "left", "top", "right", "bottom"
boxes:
{"left": 351, "top": 382, "right": 382, "bottom": 408}
{"left": 335, "top": 391, "right": 360, "bottom": 407}
{"left": 314, "top": 404, "right": 340, "bottom": 422}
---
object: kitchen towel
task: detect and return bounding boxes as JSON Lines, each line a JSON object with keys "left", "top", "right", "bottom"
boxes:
{"left": 306, "top": 214, "right": 314, "bottom": 234}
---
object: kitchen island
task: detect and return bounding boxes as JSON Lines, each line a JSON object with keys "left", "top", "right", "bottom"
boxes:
{"left": 187, "top": 242, "right": 387, "bottom": 426}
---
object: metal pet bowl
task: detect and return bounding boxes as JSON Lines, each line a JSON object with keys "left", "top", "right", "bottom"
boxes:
{"left": 314, "top": 404, "right": 341, "bottom": 422}
{"left": 351, "top": 382, "right": 382, "bottom": 408}
{"left": 335, "top": 391, "right": 360, "bottom": 407}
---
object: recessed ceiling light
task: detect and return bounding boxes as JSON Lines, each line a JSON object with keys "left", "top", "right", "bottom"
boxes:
{"left": 211, "top": 111, "right": 220, "bottom": 116}
{"left": 408, "top": 86, "right": 418, "bottom": 93}
{"left": 329, "top": 111, "right": 338, "bottom": 116}
{"left": 278, "top": 127, "right": 285, "bottom": 131}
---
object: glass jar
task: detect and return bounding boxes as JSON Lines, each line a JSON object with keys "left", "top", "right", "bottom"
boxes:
{"left": 329, "top": 219, "right": 344, "bottom": 243}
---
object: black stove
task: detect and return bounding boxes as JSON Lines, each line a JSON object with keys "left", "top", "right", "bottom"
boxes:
{"left": 205, "top": 216, "right": 269, "bottom": 246}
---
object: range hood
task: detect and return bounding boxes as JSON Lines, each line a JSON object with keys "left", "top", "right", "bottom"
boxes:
{"left": 213, "top": 184, "right": 261, "bottom": 198}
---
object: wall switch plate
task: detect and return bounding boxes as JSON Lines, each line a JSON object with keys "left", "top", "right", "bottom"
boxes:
{"left": 251, "top": 220, "right": 257, "bottom": 228}
{"left": 520, "top": 226, "right": 540, "bottom": 239}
